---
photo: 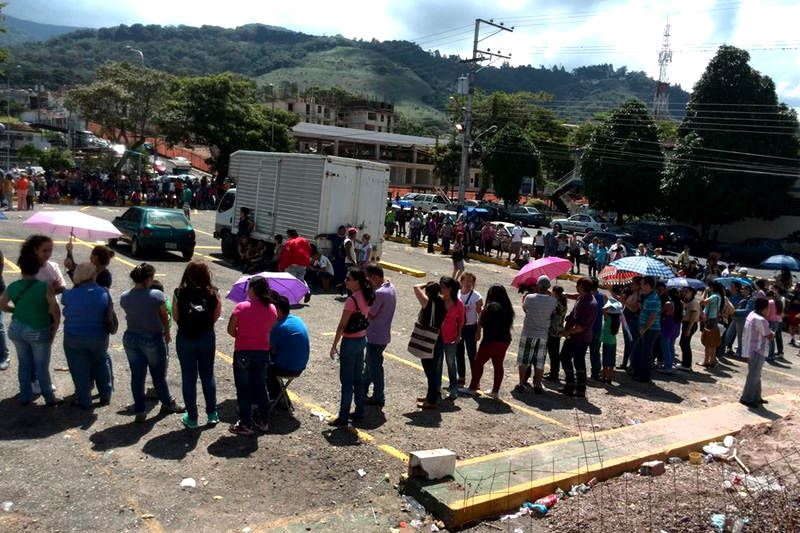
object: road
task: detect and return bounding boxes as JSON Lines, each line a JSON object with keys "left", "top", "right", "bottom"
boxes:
{"left": 0, "top": 204, "right": 798, "bottom": 532}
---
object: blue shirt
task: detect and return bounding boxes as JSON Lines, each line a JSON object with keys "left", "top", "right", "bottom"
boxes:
{"left": 62, "top": 282, "right": 109, "bottom": 337}
{"left": 593, "top": 293, "right": 604, "bottom": 333}
{"left": 269, "top": 315, "right": 310, "bottom": 372}
{"left": 639, "top": 292, "right": 662, "bottom": 331}
{"left": 120, "top": 287, "right": 166, "bottom": 336}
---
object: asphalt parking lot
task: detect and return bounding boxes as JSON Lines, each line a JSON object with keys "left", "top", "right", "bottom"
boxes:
{"left": 1, "top": 205, "right": 799, "bottom": 532}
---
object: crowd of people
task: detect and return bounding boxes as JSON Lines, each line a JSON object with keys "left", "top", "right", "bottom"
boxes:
{"left": 2, "top": 168, "right": 224, "bottom": 212}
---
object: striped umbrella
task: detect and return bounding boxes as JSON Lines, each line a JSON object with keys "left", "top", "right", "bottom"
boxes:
{"left": 598, "top": 265, "right": 638, "bottom": 286}
{"left": 610, "top": 256, "right": 674, "bottom": 279}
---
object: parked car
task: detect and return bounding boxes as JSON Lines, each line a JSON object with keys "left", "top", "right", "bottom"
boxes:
{"left": 506, "top": 205, "right": 547, "bottom": 227}
{"left": 491, "top": 222, "right": 535, "bottom": 253}
{"left": 582, "top": 231, "right": 637, "bottom": 256}
{"left": 665, "top": 224, "right": 701, "bottom": 252}
{"left": 551, "top": 214, "right": 612, "bottom": 234}
{"left": 718, "top": 238, "right": 786, "bottom": 265}
{"left": 400, "top": 192, "right": 420, "bottom": 202}
{"left": 413, "top": 193, "right": 451, "bottom": 212}
{"left": 111, "top": 207, "right": 196, "bottom": 260}
{"left": 623, "top": 221, "right": 671, "bottom": 247}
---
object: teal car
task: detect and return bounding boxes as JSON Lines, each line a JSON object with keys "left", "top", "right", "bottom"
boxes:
{"left": 110, "top": 207, "right": 196, "bottom": 260}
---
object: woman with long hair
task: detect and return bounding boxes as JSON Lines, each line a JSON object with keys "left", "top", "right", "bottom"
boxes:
{"left": 439, "top": 276, "right": 465, "bottom": 400}
{"left": 120, "top": 263, "right": 184, "bottom": 422}
{"left": 700, "top": 280, "right": 726, "bottom": 368}
{"left": 21, "top": 235, "right": 66, "bottom": 295}
{"left": 469, "top": 284, "right": 515, "bottom": 398}
{"left": 61, "top": 263, "right": 113, "bottom": 409}
{"left": 174, "top": 260, "right": 222, "bottom": 429}
{"left": 413, "top": 281, "right": 446, "bottom": 409}
{"left": 0, "top": 246, "right": 61, "bottom": 405}
{"left": 227, "top": 277, "right": 278, "bottom": 435}
{"left": 328, "top": 268, "right": 374, "bottom": 426}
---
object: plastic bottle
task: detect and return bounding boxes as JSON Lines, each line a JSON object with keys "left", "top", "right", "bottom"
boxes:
{"left": 530, "top": 504, "right": 548, "bottom": 515}
{"left": 534, "top": 494, "right": 559, "bottom": 508}
{"left": 587, "top": 477, "right": 598, "bottom": 488}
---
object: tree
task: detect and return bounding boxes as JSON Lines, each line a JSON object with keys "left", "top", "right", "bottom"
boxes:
{"left": 481, "top": 124, "right": 540, "bottom": 206}
{"left": 38, "top": 148, "right": 75, "bottom": 172}
{"left": 17, "top": 143, "right": 42, "bottom": 164}
{"left": 66, "top": 61, "right": 172, "bottom": 172}
{"left": 160, "top": 73, "right": 297, "bottom": 176}
{"left": 431, "top": 141, "right": 460, "bottom": 194}
{"left": 581, "top": 99, "right": 664, "bottom": 224}
{"left": 662, "top": 46, "right": 800, "bottom": 238}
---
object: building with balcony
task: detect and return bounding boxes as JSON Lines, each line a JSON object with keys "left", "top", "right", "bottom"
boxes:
{"left": 275, "top": 96, "right": 395, "bottom": 132}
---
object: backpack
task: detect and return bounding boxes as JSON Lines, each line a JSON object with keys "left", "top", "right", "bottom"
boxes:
{"left": 176, "top": 288, "right": 215, "bottom": 338}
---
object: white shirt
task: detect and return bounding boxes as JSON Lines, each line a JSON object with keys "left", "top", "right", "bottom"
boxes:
{"left": 36, "top": 261, "right": 65, "bottom": 290}
{"left": 458, "top": 289, "right": 483, "bottom": 325}
{"left": 534, "top": 234, "right": 544, "bottom": 246}
{"left": 511, "top": 226, "right": 524, "bottom": 243}
{"left": 314, "top": 255, "right": 334, "bottom": 275}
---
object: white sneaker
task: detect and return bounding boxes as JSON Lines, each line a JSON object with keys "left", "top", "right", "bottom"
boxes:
{"left": 0, "top": 360, "right": 9, "bottom": 371}
{"left": 31, "top": 381, "right": 41, "bottom": 395}
{"left": 482, "top": 390, "right": 499, "bottom": 399}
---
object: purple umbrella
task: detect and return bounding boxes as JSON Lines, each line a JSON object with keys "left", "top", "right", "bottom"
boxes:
{"left": 226, "top": 272, "right": 309, "bottom": 306}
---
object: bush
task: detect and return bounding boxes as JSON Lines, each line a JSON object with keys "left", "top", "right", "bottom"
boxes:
{"left": 525, "top": 198, "right": 547, "bottom": 209}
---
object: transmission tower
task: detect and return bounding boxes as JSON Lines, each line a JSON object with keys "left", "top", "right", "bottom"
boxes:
{"left": 653, "top": 20, "right": 672, "bottom": 120}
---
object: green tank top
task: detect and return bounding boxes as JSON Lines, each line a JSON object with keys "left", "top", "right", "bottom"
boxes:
{"left": 600, "top": 315, "right": 617, "bottom": 345}
{"left": 7, "top": 279, "right": 51, "bottom": 330}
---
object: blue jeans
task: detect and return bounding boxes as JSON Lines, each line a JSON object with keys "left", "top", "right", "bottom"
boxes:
{"left": 632, "top": 329, "right": 660, "bottom": 382}
{"left": 443, "top": 343, "right": 459, "bottom": 395}
{"left": 64, "top": 334, "right": 112, "bottom": 408}
{"left": 456, "top": 324, "right": 478, "bottom": 381}
{"left": 8, "top": 320, "right": 55, "bottom": 404}
{"left": 769, "top": 321, "right": 783, "bottom": 358}
{"left": 589, "top": 329, "right": 601, "bottom": 378}
{"left": 660, "top": 334, "right": 677, "bottom": 371}
{"left": 122, "top": 331, "right": 172, "bottom": 414}
{"left": 338, "top": 336, "right": 366, "bottom": 419}
{"left": 232, "top": 350, "right": 269, "bottom": 427}
{"left": 362, "top": 342, "right": 386, "bottom": 405}
{"left": 0, "top": 310, "right": 10, "bottom": 365}
{"left": 176, "top": 331, "right": 217, "bottom": 421}
{"left": 421, "top": 338, "right": 444, "bottom": 404}
{"left": 601, "top": 343, "right": 616, "bottom": 368}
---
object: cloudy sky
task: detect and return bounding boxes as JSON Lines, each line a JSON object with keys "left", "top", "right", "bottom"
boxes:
{"left": 7, "top": 0, "right": 800, "bottom": 108}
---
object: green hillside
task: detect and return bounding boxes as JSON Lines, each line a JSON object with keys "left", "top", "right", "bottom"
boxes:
{"left": 0, "top": 15, "right": 82, "bottom": 45}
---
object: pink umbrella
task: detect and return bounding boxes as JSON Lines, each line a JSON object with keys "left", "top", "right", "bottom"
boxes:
{"left": 511, "top": 256, "right": 572, "bottom": 288}
{"left": 23, "top": 211, "right": 122, "bottom": 241}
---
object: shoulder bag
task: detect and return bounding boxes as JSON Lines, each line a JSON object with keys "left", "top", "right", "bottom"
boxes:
{"left": 408, "top": 301, "right": 439, "bottom": 359}
{"left": 104, "top": 288, "right": 119, "bottom": 335}
{"left": 343, "top": 295, "right": 370, "bottom": 334}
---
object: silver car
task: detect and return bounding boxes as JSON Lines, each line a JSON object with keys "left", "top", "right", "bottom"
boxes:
{"left": 550, "top": 214, "right": 610, "bottom": 234}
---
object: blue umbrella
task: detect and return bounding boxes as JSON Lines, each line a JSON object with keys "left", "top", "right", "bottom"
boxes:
{"left": 397, "top": 200, "right": 413, "bottom": 207}
{"left": 610, "top": 256, "right": 674, "bottom": 279}
{"left": 0, "top": 211, "right": 7, "bottom": 220}
{"left": 760, "top": 254, "right": 800, "bottom": 271}
{"left": 715, "top": 276, "right": 754, "bottom": 288}
{"left": 666, "top": 277, "right": 706, "bottom": 290}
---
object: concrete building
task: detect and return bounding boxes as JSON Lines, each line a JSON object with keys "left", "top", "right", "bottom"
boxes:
{"left": 275, "top": 97, "right": 395, "bottom": 132}
{"left": 291, "top": 122, "right": 482, "bottom": 191}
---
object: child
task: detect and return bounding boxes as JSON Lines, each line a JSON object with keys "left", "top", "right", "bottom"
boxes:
{"left": 359, "top": 234, "right": 373, "bottom": 266}
{"left": 600, "top": 301, "right": 621, "bottom": 383}
{"left": 740, "top": 298, "right": 774, "bottom": 407}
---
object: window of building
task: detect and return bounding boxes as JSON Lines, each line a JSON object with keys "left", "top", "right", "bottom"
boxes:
{"left": 367, "top": 112, "right": 377, "bottom": 121}
{"left": 378, "top": 127, "right": 382, "bottom": 132}
{"left": 287, "top": 103, "right": 294, "bottom": 112}
{"left": 305, "top": 104, "right": 310, "bottom": 113}
{"left": 380, "top": 114, "right": 384, "bottom": 122}
{"left": 317, "top": 105, "right": 322, "bottom": 113}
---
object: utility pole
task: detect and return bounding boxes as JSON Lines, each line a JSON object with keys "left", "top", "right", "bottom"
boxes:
{"left": 457, "top": 18, "right": 513, "bottom": 207}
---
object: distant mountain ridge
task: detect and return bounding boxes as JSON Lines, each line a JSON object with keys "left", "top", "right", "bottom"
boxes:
{"left": 3, "top": 19, "right": 691, "bottom": 129}
{"left": 0, "top": 15, "right": 83, "bottom": 44}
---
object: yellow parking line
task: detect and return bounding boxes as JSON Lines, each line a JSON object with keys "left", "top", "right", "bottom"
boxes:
{"left": 213, "top": 349, "right": 408, "bottom": 462}
{"left": 4, "top": 256, "right": 21, "bottom": 273}
{"left": 79, "top": 206, "right": 91, "bottom": 211}
{"left": 71, "top": 237, "right": 137, "bottom": 268}
{"left": 194, "top": 245, "right": 219, "bottom": 250}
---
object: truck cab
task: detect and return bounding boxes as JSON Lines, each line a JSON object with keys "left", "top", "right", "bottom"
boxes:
{"left": 214, "top": 188, "right": 238, "bottom": 257}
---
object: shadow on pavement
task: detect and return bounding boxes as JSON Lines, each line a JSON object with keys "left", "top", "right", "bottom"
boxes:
{"left": 520, "top": 388, "right": 603, "bottom": 415}
{"left": 322, "top": 427, "right": 362, "bottom": 446}
{"left": 207, "top": 434, "right": 259, "bottom": 457}
{"left": 0, "top": 397, "right": 98, "bottom": 440}
{"left": 142, "top": 426, "right": 203, "bottom": 460}
{"left": 402, "top": 409, "right": 444, "bottom": 428}
{"left": 110, "top": 242, "right": 187, "bottom": 263}
{"left": 89, "top": 412, "right": 168, "bottom": 451}
{"left": 473, "top": 396, "right": 513, "bottom": 415}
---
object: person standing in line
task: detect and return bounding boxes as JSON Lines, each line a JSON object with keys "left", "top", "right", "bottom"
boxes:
{"left": 413, "top": 282, "right": 446, "bottom": 409}
{"left": 619, "top": 277, "right": 641, "bottom": 370}
{"left": 120, "top": 263, "right": 184, "bottom": 423}
{"left": 440, "top": 218, "right": 453, "bottom": 255}
{"left": 630, "top": 276, "right": 662, "bottom": 383}
{"left": 558, "top": 277, "right": 597, "bottom": 397}
{"left": 0, "top": 247, "right": 61, "bottom": 405}
{"left": 469, "top": 284, "right": 515, "bottom": 399}
{"left": 328, "top": 269, "right": 374, "bottom": 426}
{"left": 343, "top": 227, "right": 359, "bottom": 269}
{"left": 594, "top": 240, "right": 608, "bottom": 272}
{"left": 439, "top": 276, "right": 465, "bottom": 400}
{"left": 533, "top": 230, "right": 545, "bottom": 260}
{"left": 451, "top": 233, "right": 466, "bottom": 280}
{"left": 515, "top": 275, "right": 556, "bottom": 394}
{"left": 2, "top": 174, "right": 13, "bottom": 210}
{"left": 456, "top": 273, "right": 482, "bottom": 388}
{"left": 599, "top": 301, "right": 621, "bottom": 383}
{"left": 568, "top": 233, "right": 581, "bottom": 274}
{"left": 508, "top": 221, "right": 524, "bottom": 261}
{"left": 658, "top": 288, "right": 682, "bottom": 374}
{"left": 740, "top": 298, "right": 773, "bottom": 407}
{"left": 545, "top": 286, "right": 567, "bottom": 382}
{"left": 173, "top": 261, "right": 222, "bottom": 429}
{"left": 699, "top": 281, "right": 725, "bottom": 368}
{"left": 362, "top": 265, "right": 396, "bottom": 408}
{"left": 730, "top": 284, "right": 755, "bottom": 358}
{"left": 588, "top": 278, "right": 606, "bottom": 381}
{"left": 0, "top": 248, "right": 9, "bottom": 372}
{"left": 766, "top": 288, "right": 785, "bottom": 360}
{"left": 61, "top": 263, "right": 113, "bottom": 409}
{"left": 723, "top": 282, "right": 744, "bottom": 355}
{"left": 227, "top": 277, "right": 278, "bottom": 435}
{"left": 409, "top": 212, "right": 421, "bottom": 247}
{"left": 279, "top": 229, "right": 312, "bottom": 303}
{"left": 15, "top": 174, "right": 29, "bottom": 211}
{"left": 677, "top": 287, "right": 700, "bottom": 371}
{"left": 359, "top": 234, "right": 373, "bottom": 266}
{"left": 426, "top": 216, "right": 439, "bottom": 254}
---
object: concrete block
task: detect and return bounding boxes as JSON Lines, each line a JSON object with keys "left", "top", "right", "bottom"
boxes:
{"left": 639, "top": 460, "right": 665, "bottom": 477}
{"left": 408, "top": 449, "right": 457, "bottom": 481}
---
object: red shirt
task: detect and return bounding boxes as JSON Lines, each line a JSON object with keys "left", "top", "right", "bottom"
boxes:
{"left": 278, "top": 236, "right": 311, "bottom": 271}
{"left": 441, "top": 300, "right": 465, "bottom": 344}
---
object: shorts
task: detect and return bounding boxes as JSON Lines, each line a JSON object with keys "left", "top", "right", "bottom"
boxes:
{"left": 510, "top": 241, "right": 522, "bottom": 254}
{"left": 517, "top": 336, "right": 547, "bottom": 370}
{"left": 452, "top": 259, "right": 465, "bottom": 271}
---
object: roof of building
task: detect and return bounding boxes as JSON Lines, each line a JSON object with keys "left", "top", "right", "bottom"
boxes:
{"left": 292, "top": 122, "right": 438, "bottom": 148}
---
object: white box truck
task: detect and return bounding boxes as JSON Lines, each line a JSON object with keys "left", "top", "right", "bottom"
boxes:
{"left": 214, "top": 151, "right": 390, "bottom": 259}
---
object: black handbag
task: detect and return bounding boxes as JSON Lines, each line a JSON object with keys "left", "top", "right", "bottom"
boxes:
{"left": 343, "top": 295, "right": 369, "bottom": 334}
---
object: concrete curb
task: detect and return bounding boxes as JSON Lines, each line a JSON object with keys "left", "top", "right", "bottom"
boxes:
{"left": 378, "top": 260, "right": 426, "bottom": 278}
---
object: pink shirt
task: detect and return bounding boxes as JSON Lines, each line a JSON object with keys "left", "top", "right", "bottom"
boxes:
{"left": 441, "top": 300, "right": 465, "bottom": 344}
{"left": 232, "top": 299, "right": 278, "bottom": 351}
{"left": 343, "top": 290, "right": 371, "bottom": 338}
{"left": 767, "top": 300, "right": 779, "bottom": 322}
{"left": 742, "top": 311, "right": 771, "bottom": 359}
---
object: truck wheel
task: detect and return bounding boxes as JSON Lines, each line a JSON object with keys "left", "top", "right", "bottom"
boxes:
{"left": 221, "top": 231, "right": 238, "bottom": 259}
